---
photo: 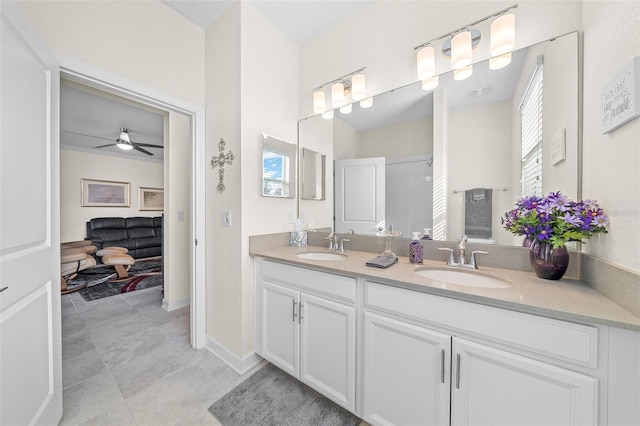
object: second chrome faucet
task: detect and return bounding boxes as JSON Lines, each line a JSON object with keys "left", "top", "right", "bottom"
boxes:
{"left": 438, "top": 235, "right": 488, "bottom": 269}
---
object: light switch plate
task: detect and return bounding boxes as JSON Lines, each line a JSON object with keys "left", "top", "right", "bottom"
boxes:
{"left": 221, "top": 210, "right": 231, "bottom": 227}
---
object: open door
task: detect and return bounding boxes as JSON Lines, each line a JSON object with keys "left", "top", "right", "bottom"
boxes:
{"left": 0, "top": 2, "right": 62, "bottom": 424}
{"left": 334, "top": 157, "right": 385, "bottom": 235}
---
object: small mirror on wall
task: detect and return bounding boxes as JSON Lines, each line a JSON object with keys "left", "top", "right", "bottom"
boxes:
{"left": 262, "top": 134, "right": 296, "bottom": 198}
{"left": 301, "top": 147, "right": 325, "bottom": 200}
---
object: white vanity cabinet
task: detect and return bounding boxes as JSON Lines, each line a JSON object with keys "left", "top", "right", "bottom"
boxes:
{"left": 363, "top": 280, "right": 599, "bottom": 426}
{"left": 256, "top": 259, "right": 356, "bottom": 411}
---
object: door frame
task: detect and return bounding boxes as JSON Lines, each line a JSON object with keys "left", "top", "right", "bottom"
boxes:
{"left": 57, "top": 55, "right": 206, "bottom": 348}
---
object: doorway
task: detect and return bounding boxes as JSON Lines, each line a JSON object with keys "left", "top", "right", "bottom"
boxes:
{"left": 58, "top": 59, "right": 205, "bottom": 348}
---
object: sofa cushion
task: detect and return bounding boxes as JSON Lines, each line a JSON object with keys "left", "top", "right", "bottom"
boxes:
{"left": 88, "top": 217, "right": 126, "bottom": 231}
{"left": 126, "top": 217, "right": 155, "bottom": 229}
{"left": 127, "top": 227, "right": 156, "bottom": 239}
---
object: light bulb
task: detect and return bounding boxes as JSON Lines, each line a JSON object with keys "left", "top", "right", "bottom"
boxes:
{"left": 489, "top": 52, "right": 512, "bottom": 70}
{"left": 417, "top": 45, "right": 436, "bottom": 80}
{"left": 117, "top": 141, "right": 134, "bottom": 150}
{"left": 351, "top": 74, "right": 366, "bottom": 101}
{"left": 491, "top": 13, "right": 515, "bottom": 56}
{"left": 453, "top": 64, "right": 473, "bottom": 81}
{"left": 313, "top": 90, "right": 325, "bottom": 114}
{"left": 340, "top": 104, "right": 352, "bottom": 114}
{"left": 451, "top": 31, "right": 472, "bottom": 69}
{"left": 322, "top": 110, "right": 334, "bottom": 120}
{"left": 331, "top": 82, "right": 345, "bottom": 108}
{"left": 360, "top": 97, "right": 373, "bottom": 108}
{"left": 422, "top": 76, "right": 439, "bottom": 91}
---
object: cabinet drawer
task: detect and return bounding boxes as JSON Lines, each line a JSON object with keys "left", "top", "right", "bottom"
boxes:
{"left": 262, "top": 260, "right": 356, "bottom": 304}
{"left": 365, "top": 281, "right": 598, "bottom": 368}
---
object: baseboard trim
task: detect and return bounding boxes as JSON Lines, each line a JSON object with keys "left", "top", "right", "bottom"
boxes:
{"left": 162, "top": 296, "right": 190, "bottom": 312}
{"left": 205, "top": 336, "right": 263, "bottom": 375}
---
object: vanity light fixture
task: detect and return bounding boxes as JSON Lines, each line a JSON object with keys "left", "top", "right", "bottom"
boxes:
{"left": 422, "top": 76, "right": 439, "bottom": 91}
{"left": 414, "top": 4, "right": 518, "bottom": 81}
{"left": 311, "top": 67, "right": 367, "bottom": 118}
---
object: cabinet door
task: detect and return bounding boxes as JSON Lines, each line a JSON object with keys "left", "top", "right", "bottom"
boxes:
{"left": 261, "top": 282, "right": 299, "bottom": 377}
{"left": 451, "top": 338, "right": 598, "bottom": 426}
{"left": 363, "top": 312, "right": 451, "bottom": 426}
{"left": 300, "top": 293, "right": 356, "bottom": 411}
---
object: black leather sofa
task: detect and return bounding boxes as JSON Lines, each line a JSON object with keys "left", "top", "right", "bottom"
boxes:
{"left": 86, "top": 216, "right": 163, "bottom": 259}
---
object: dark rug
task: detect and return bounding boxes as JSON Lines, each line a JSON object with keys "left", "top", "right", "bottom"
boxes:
{"left": 208, "top": 363, "right": 362, "bottom": 426}
{"left": 65, "top": 259, "right": 163, "bottom": 302}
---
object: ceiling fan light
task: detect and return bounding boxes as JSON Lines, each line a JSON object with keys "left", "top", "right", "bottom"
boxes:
{"left": 117, "top": 140, "right": 134, "bottom": 150}
{"left": 119, "top": 129, "right": 131, "bottom": 143}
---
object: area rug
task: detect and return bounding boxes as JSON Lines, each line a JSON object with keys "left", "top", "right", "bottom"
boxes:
{"left": 208, "top": 363, "right": 363, "bottom": 426}
{"left": 65, "top": 259, "right": 163, "bottom": 302}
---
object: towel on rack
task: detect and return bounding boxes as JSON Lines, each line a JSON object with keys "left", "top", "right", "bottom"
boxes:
{"left": 464, "top": 188, "right": 493, "bottom": 238}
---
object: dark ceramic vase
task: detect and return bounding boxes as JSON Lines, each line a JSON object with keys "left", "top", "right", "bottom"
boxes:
{"left": 529, "top": 240, "right": 569, "bottom": 280}
{"left": 522, "top": 237, "right": 534, "bottom": 248}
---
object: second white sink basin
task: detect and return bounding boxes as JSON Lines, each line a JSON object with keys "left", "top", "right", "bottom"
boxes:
{"left": 415, "top": 268, "right": 512, "bottom": 289}
{"left": 297, "top": 251, "right": 347, "bottom": 261}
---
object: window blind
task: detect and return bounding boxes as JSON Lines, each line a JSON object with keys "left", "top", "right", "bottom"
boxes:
{"left": 520, "top": 60, "right": 543, "bottom": 197}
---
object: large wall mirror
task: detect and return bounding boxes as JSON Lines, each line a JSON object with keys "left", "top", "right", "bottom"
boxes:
{"left": 298, "top": 31, "right": 579, "bottom": 246}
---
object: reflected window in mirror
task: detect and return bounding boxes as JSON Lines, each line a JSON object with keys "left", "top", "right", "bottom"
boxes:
{"left": 301, "top": 148, "right": 326, "bottom": 200}
{"left": 262, "top": 134, "right": 296, "bottom": 198}
{"left": 520, "top": 57, "right": 544, "bottom": 197}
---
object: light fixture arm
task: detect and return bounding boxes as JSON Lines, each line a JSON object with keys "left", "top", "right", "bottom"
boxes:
{"left": 413, "top": 3, "right": 518, "bottom": 51}
{"left": 313, "top": 67, "right": 366, "bottom": 91}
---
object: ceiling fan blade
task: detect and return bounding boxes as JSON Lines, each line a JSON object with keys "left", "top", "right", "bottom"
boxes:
{"left": 134, "top": 143, "right": 164, "bottom": 149}
{"left": 95, "top": 143, "right": 117, "bottom": 149}
{"left": 134, "top": 146, "right": 154, "bottom": 156}
{"left": 64, "top": 130, "right": 113, "bottom": 142}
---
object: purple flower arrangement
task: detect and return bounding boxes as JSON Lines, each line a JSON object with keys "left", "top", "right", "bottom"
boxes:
{"left": 501, "top": 192, "right": 609, "bottom": 248}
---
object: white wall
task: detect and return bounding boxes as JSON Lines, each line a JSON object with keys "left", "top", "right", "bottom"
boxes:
{"left": 359, "top": 117, "right": 433, "bottom": 159}
{"left": 18, "top": 0, "right": 205, "bottom": 105}
{"left": 60, "top": 149, "right": 163, "bottom": 242}
{"left": 582, "top": 1, "right": 640, "bottom": 272}
{"left": 205, "top": 1, "right": 299, "bottom": 359}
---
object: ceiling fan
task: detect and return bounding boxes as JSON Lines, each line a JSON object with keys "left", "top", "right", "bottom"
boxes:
{"left": 64, "top": 128, "right": 163, "bottom": 156}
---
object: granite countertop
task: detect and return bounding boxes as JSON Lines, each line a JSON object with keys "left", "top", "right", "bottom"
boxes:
{"left": 252, "top": 245, "right": 640, "bottom": 331}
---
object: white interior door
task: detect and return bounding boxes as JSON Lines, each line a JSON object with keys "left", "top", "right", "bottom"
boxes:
{"left": 0, "top": 2, "right": 62, "bottom": 425}
{"left": 334, "top": 157, "right": 385, "bottom": 234}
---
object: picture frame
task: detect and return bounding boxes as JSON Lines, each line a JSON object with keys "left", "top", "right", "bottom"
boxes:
{"left": 139, "top": 187, "right": 164, "bottom": 211}
{"left": 81, "top": 179, "right": 130, "bottom": 207}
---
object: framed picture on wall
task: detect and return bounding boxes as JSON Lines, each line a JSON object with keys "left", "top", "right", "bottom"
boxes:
{"left": 139, "top": 187, "right": 164, "bottom": 211}
{"left": 81, "top": 178, "right": 130, "bottom": 207}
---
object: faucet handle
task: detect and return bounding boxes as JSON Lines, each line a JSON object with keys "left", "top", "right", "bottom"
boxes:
{"left": 438, "top": 247, "right": 457, "bottom": 266}
{"left": 469, "top": 250, "right": 489, "bottom": 269}
{"left": 338, "top": 239, "right": 350, "bottom": 253}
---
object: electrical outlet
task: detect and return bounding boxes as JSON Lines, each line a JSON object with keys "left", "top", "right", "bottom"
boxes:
{"left": 221, "top": 210, "right": 231, "bottom": 227}
{"left": 287, "top": 211, "right": 295, "bottom": 224}
{"left": 300, "top": 210, "right": 307, "bottom": 222}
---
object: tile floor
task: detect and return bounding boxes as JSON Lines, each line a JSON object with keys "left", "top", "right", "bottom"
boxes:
{"left": 61, "top": 286, "right": 252, "bottom": 425}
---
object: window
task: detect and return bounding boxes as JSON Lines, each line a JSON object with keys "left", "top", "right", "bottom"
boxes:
{"left": 262, "top": 148, "right": 290, "bottom": 197}
{"left": 520, "top": 57, "right": 543, "bottom": 197}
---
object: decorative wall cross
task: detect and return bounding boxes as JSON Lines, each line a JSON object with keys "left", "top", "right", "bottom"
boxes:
{"left": 210, "top": 138, "right": 235, "bottom": 193}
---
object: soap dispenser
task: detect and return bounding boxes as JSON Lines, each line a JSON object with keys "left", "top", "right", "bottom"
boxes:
{"left": 422, "top": 228, "right": 432, "bottom": 240}
{"left": 409, "top": 232, "right": 423, "bottom": 264}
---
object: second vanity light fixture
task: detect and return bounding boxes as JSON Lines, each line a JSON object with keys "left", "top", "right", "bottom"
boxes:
{"left": 312, "top": 67, "right": 373, "bottom": 119}
{"left": 415, "top": 4, "right": 517, "bottom": 90}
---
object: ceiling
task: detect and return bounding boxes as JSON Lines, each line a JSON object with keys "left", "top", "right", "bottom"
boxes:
{"left": 160, "top": 0, "right": 371, "bottom": 44}
{"left": 60, "top": 1, "right": 370, "bottom": 164}
{"left": 60, "top": 81, "right": 165, "bottom": 163}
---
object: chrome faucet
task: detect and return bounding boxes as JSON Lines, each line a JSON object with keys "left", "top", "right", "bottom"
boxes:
{"left": 325, "top": 232, "right": 337, "bottom": 250}
{"left": 438, "top": 235, "right": 489, "bottom": 269}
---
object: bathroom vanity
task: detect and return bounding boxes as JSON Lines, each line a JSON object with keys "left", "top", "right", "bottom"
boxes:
{"left": 252, "top": 245, "right": 640, "bottom": 426}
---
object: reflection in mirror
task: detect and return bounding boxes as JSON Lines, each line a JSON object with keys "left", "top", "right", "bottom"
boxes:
{"left": 301, "top": 147, "right": 326, "bottom": 200}
{"left": 298, "top": 32, "right": 579, "bottom": 246}
{"left": 262, "top": 134, "right": 296, "bottom": 198}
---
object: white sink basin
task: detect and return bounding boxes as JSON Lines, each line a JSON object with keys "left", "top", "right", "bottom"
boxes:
{"left": 296, "top": 251, "right": 347, "bottom": 261}
{"left": 415, "top": 268, "right": 512, "bottom": 289}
